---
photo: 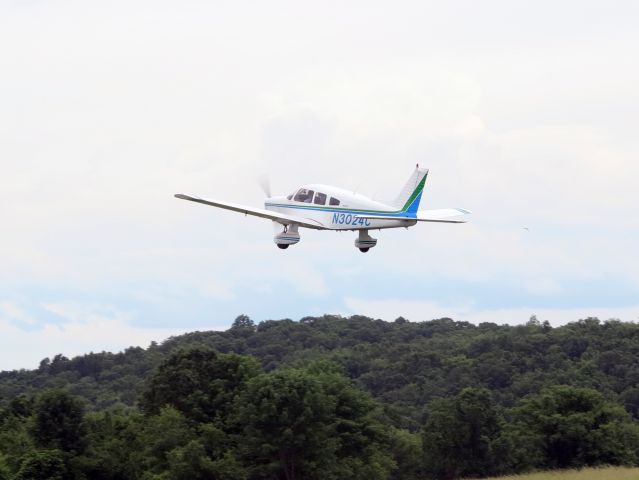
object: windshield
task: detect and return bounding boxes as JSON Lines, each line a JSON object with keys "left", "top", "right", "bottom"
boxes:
{"left": 293, "top": 188, "right": 314, "bottom": 203}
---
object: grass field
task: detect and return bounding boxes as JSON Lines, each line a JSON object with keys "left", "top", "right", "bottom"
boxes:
{"left": 471, "top": 467, "right": 639, "bottom": 480}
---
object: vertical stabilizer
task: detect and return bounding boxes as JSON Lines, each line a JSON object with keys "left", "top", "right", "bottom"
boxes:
{"left": 392, "top": 165, "right": 429, "bottom": 214}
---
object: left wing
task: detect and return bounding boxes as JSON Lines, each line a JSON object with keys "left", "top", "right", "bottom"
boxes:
{"left": 175, "top": 194, "right": 327, "bottom": 230}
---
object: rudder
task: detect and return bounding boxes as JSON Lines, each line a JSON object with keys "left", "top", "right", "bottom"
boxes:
{"left": 392, "top": 165, "right": 428, "bottom": 213}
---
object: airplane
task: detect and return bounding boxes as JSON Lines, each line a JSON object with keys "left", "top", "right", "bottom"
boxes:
{"left": 175, "top": 165, "right": 471, "bottom": 252}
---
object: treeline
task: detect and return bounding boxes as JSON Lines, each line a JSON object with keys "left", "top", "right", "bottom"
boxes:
{"left": 2, "top": 314, "right": 639, "bottom": 478}
{"left": 0, "top": 351, "right": 399, "bottom": 479}
{"left": 2, "top": 347, "right": 639, "bottom": 479}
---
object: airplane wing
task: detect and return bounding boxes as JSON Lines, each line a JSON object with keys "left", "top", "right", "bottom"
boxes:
{"left": 174, "top": 194, "right": 327, "bottom": 230}
{"left": 354, "top": 208, "right": 471, "bottom": 224}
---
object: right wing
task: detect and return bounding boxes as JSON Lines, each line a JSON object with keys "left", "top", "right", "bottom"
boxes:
{"left": 174, "top": 194, "right": 327, "bottom": 230}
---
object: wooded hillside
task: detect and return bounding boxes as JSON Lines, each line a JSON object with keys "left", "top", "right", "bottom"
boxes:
{"left": 2, "top": 315, "right": 639, "bottom": 479}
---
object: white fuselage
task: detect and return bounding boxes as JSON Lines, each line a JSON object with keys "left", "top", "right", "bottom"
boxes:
{"left": 264, "top": 184, "right": 417, "bottom": 231}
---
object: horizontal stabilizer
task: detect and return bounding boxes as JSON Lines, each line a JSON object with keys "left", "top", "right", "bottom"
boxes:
{"left": 174, "top": 194, "right": 327, "bottom": 230}
{"left": 416, "top": 208, "right": 471, "bottom": 223}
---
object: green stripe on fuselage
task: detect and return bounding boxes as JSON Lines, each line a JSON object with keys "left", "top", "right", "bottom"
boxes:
{"left": 267, "top": 174, "right": 427, "bottom": 216}
{"left": 266, "top": 172, "right": 427, "bottom": 216}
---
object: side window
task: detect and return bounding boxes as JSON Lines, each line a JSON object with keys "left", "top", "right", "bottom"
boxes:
{"left": 314, "top": 192, "right": 327, "bottom": 205}
{"left": 294, "top": 188, "right": 314, "bottom": 203}
{"left": 287, "top": 194, "right": 293, "bottom": 200}
{"left": 329, "top": 197, "right": 340, "bottom": 206}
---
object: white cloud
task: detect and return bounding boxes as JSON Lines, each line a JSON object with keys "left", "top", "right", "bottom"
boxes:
{"left": 0, "top": 0, "right": 638, "bottom": 366}
{"left": 0, "top": 302, "right": 35, "bottom": 325}
{"left": 0, "top": 302, "right": 197, "bottom": 371}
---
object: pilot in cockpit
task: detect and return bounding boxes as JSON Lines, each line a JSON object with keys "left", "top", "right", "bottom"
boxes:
{"left": 294, "top": 188, "right": 313, "bottom": 203}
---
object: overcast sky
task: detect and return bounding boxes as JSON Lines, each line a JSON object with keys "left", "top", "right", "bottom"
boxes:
{"left": 2, "top": 0, "right": 638, "bottom": 369}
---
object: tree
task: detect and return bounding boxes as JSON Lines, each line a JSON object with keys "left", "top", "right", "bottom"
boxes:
{"left": 0, "top": 409, "right": 33, "bottom": 475}
{"left": 231, "top": 315, "right": 255, "bottom": 331}
{"left": 74, "top": 410, "right": 146, "bottom": 480}
{"left": 422, "top": 388, "right": 505, "bottom": 479}
{"left": 139, "top": 406, "right": 195, "bottom": 476}
{"left": 140, "top": 347, "right": 260, "bottom": 424}
{"left": 165, "top": 440, "right": 247, "bottom": 480}
{"left": 236, "top": 365, "right": 394, "bottom": 480}
{"left": 31, "top": 390, "right": 85, "bottom": 453}
{"left": 14, "top": 450, "right": 67, "bottom": 480}
{"left": 620, "top": 387, "right": 639, "bottom": 419}
{"left": 8, "top": 395, "right": 34, "bottom": 418}
{"left": 508, "top": 386, "right": 639, "bottom": 469}
{"left": 387, "top": 428, "right": 422, "bottom": 480}
{"left": 0, "top": 453, "right": 11, "bottom": 480}
{"left": 236, "top": 368, "right": 338, "bottom": 480}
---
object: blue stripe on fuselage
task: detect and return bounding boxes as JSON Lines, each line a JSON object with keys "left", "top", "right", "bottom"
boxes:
{"left": 264, "top": 203, "right": 417, "bottom": 218}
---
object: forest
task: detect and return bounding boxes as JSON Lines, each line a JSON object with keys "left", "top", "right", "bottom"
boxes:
{"left": 2, "top": 314, "right": 639, "bottom": 479}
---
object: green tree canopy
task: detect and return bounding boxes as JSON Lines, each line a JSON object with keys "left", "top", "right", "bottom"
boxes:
{"left": 231, "top": 314, "right": 256, "bottom": 331}
{"left": 236, "top": 365, "right": 394, "bottom": 480}
{"left": 31, "top": 390, "right": 85, "bottom": 453}
{"left": 14, "top": 450, "right": 67, "bottom": 480}
{"left": 422, "top": 388, "right": 505, "bottom": 479}
{"left": 508, "top": 385, "right": 639, "bottom": 469}
{"left": 140, "top": 347, "right": 260, "bottom": 424}
{"left": 0, "top": 454, "right": 10, "bottom": 480}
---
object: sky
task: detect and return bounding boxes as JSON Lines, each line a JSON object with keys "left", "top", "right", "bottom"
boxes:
{"left": 1, "top": 0, "right": 638, "bottom": 370}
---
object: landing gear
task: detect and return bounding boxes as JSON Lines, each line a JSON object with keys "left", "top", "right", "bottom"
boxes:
{"left": 354, "top": 230, "right": 377, "bottom": 252}
{"left": 274, "top": 224, "right": 300, "bottom": 250}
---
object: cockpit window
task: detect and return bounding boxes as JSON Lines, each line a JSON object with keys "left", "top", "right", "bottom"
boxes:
{"left": 294, "top": 188, "right": 314, "bottom": 203}
{"left": 329, "top": 197, "right": 340, "bottom": 206}
{"left": 314, "top": 192, "right": 327, "bottom": 205}
{"left": 287, "top": 194, "right": 293, "bottom": 200}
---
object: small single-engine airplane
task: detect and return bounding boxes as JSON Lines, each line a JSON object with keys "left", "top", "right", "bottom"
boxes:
{"left": 175, "top": 165, "right": 471, "bottom": 252}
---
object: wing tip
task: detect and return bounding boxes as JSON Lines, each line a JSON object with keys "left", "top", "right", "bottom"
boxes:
{"left": 175, "top": 193, "right": 196, "bottom": 201}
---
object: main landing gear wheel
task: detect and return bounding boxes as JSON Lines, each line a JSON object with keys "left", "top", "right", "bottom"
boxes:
{"left": 355, "top": 230, "right": 377, "bottom": 253}
{"left": 274, "top": 224, "right": 299, "bottom": 250}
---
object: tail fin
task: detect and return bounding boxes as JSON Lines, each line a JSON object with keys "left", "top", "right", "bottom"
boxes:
{"left": 391, "top": 165, "right": 428, "bottom": 214}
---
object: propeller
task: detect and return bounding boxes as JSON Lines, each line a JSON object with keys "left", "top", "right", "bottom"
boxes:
{"left": 258, "top": 174, "right": 272, "bottom": 198}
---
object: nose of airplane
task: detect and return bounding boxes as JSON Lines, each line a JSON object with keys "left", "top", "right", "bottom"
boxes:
{"left": 264, "top": 195, "right": 282, "bottom": 209}
{"left": 266, "top": 195, "right": 284, "bottom": 204}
